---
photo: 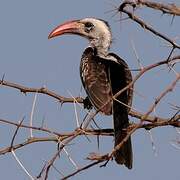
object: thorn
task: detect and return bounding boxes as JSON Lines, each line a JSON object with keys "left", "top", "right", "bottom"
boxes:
{"left": 41, "top": 114, "right": 46, "bottom": 128}
{"left": 60, "top": 101, "right": 64, "bottom": 107}
{"left": 37, "top": 161, "right": 47, "bottom": 179}
{"left": 20, "top": 89, "right": 27, "bottom": 96}
{"left": 170, "top": 15, "right": 175, "bottom": 25}
{"left": 10, "top": 117, "right": 25, "bottom": 152}
{"left": 52, "top": 164, "right": 65, "bottom": 178}
{"left": 1, "top": 73, "right": 5, "bottom": 84}
{"left": 11, "top": 150, "right": 35, "bottom": 180}
{"left": 131, "top": 39, "right": 144, "bottom": 70}
{"left": 97, "top": 135, "right": 100, "bottom": 150}
{"left": 148, "top": 130, "right": 158, "bottom": 157}
{"left": 92, "top": 118, "right": 101, "bottom": 129}
{"left": 100, "top": 159, "right": 110, "bottom": 167}
{"left": 30, "top": 93, "right": 38, "bottom": 138}
{"left": 83, "top": 133, "right": 92, "bottom": 143}
{"left": 80, "top": 113, "right": 89, "bottom": 128}
{"left": 57, "top": 142, "right": 61, "bottom": 158}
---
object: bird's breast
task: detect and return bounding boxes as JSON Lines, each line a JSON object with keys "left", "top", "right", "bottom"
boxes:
{"left": 80, "top": 48, "right": 113, "bottom": 115}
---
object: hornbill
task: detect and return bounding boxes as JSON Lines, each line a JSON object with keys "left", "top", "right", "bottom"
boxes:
{"left": 48, "top": 18, "right": 133, "bottom": 169}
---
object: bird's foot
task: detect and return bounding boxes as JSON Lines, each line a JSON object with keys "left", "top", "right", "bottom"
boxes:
{"left": 83, "top": 97, "right": 93, "bottom": 110}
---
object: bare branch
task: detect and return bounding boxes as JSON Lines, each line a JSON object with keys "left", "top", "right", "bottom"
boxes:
{"left": 0, "top": 79, "right": 83, "bottom": 104}
{"left": 61, "top": 160, "right": 103, "bottom": 180}
{"left": 120, "top": 0, "right": 180, "bottom": 16}
{"left": 118, "top": 5, "right": 180, "bottom": 49}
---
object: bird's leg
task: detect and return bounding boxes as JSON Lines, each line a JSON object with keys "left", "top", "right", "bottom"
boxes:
{"left": 83, "top": 96, "right": 93, "bottom": 110}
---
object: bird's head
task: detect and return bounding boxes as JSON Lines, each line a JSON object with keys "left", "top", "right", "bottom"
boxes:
{"left": 48, "top": 18, "right": 112, "bottom": 56}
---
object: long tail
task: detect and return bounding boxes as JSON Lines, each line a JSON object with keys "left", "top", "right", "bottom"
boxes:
{"left": 113, "top": 100, "right": 133, "bottom": 169}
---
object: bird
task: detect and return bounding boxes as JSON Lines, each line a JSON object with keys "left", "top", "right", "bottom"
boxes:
{"left": 48, "top": 18, "right": 133, "bottom": 169}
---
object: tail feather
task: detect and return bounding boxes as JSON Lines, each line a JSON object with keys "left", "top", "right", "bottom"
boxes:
{"left": 113, "top": 101, "right": 133, "bottom": 169}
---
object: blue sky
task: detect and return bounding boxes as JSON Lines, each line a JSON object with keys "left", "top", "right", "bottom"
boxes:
{"left": 0, "top": 0, "right": 179, "bottom": 179}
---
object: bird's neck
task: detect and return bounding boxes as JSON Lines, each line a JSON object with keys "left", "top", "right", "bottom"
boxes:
{"left": 90, "top": 34, "right": 111, "bottom": 57}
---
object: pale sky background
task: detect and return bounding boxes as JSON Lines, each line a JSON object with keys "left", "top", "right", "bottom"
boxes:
{"left": 0, "top": 0, "right": 179, "bottom": 180}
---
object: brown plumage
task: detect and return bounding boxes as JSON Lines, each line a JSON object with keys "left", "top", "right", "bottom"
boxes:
{"left": 49, "top": 18, "right": 133, "bottom": 169}
{"left": 80, "top": 47, "right": 133, "bottom": 169}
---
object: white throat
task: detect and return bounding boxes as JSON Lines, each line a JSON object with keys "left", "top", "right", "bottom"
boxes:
{"left": 90, "top": 34, "right": 111, "bottom": 57}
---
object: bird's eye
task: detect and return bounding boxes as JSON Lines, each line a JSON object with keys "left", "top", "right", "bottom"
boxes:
{"left": 84, "top": 22, "right": 94, "bottom": 33}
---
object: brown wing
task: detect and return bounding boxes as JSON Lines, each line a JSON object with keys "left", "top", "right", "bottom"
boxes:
{"left": 80, "top": 47, "right": 112, "bottom": 115}
{"left": 108, "top": 53, "right": 133, "bottom": 111}
{"left": 108, "top": 53, "right": 133, "bottom": 169}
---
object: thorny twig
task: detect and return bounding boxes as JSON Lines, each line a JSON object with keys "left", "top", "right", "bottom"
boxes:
{"left": 118, "top": 2, "right": 180, "bottom": 49}
{"left": 0, "top": 79, "right": 83, "bottom": 104}
{"left": 0, "top": 113, "right": 179, "bottom": 156}
{"left": 120, "top": 0, "right": 180, "bottom": 16}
